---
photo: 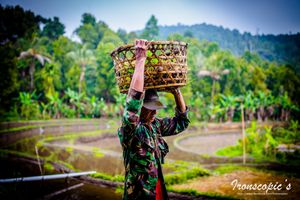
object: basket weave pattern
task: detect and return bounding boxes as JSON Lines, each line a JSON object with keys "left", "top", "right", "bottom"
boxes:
{"left": 111, "top": 41, "right": 188, "bottom": 94}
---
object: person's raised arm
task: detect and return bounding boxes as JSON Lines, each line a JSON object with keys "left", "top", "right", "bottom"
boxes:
{"left": 157, "top": 88, "right": 189, "bottom": 137}
{"left": 129, "top": 39, "right": 148, "bottom": 93}
{"left": 171, "top": 88, "right": 186, "bottom": 113}
{"left": 118, "top": 39, "right": 149, "bottom": 145}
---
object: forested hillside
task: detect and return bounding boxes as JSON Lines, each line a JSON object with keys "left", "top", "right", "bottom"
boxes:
{"left": 158, "top": 24, "right": 300, "bottom": 73}
{"left": 0, "top": 6, "right": 299, "bottom": 122}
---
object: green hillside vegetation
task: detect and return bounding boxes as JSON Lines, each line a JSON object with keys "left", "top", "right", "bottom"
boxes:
{"left": 0, "top": 6, "right": 299, "bottom": 122}
{"left": 158, "top": 23, "right": 300, "bottom": 73}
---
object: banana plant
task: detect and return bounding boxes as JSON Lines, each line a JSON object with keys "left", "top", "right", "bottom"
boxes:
{"left": 219, "top": 94, "right": 238, "bottom": 122}
{"left": 278, "top": 92, "right": 297, "bottom": 121}
{"left": 40, "top": 102, "right": 50, "bottom": 119}
{"left": 46, "top": 92, "right": 62, "bottom": 119}
{"left": 65, "top": 88, "right": 84, "bottom": 118}
{"left": 84, "top": 95, "right": 102, "bottom": 118}
{"left": 190, "top": 91, "right": 205, "bottom": 121}
{"left": 98, "top": 97, "right": 108, "bottom": 118}
{"left": 255, "top": 91, "right": 268, "bottom": 122}
{"left": 265, "top": 93, "right": 276, "bottom": 121}
{"left": 207, "top": 104, "right": 224, "bottom": 122}
{"left": 243, "top": 91, "right": 256, "bottom": 121}
{"left": 114, "top": 93, "right": 126, "bottom": 117}
{"left": 19, "top": 91, "right": 40, "bottom": 119}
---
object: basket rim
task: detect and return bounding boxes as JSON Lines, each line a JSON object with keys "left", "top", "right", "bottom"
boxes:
{"left": 110, "top": 40, "right": 188, "bottom": 57}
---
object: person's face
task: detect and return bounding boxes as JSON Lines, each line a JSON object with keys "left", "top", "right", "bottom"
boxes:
{"left": 141, "top": 106, "right": 157, "bottom": 123}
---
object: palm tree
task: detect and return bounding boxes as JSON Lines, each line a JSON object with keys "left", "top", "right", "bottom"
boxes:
{"left": 198, "top": 53, "right": 230, "bottom": 105}
{"left": 67, "top": 45, "right": 95, "bottom": 94}
{"left": 18, "top": 48, "right": 51, "bottom": 91}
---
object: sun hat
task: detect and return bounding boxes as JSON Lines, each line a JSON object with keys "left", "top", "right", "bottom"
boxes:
{"left": 143, "top": 89, "right": 166, "bottom": 110}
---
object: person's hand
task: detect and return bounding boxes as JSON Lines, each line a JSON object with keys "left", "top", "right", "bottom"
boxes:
{"left": 167, "top": 87, "right": 181, "bottom": 96}
{"left": 135, "top": 39, "right": 149, "bottom": 61}
{"left": 168, "top": 87, "right": 186, "bottom": 112}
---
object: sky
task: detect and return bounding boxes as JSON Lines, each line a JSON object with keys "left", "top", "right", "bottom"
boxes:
{"left": 1, "top": 0, "right": 300, "bottom": 39}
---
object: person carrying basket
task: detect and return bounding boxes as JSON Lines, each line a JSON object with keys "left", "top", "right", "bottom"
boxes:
{"left": 117, "top": 39, "right": 190, "bottom": 200}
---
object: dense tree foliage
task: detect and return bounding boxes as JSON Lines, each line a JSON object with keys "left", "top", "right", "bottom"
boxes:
{"left": 0, "top": 6, "right": 299, "bottom": 122}
{"left": 141, "top": 15, "right": 159, "bottom": 40}
{"left": 41, "top": 17, "right": 65, "bottom": 39}
{"left": 159, "top": 24, "right": 300, "bottom": 74}
{"left": 0, "top": 5, "right": 45, "bottom": 44}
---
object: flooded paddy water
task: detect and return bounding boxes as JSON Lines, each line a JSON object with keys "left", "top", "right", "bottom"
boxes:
{"left": 0, "top": 156, "right": 121, "bottom": 200}
{"left": 1, "top": 119, "right": 299, "bottom": 199}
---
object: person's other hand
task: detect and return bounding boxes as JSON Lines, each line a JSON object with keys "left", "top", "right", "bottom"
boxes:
{"left": 167, "top": 87, "right": 181, "bottom": 96}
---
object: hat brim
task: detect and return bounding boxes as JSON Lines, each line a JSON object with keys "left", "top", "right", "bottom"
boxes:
{"left": 143, "top": 101, "right": 166, "bottom": 110}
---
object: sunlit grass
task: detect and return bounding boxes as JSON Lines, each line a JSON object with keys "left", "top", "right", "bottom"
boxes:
{"left": 90, "top": 172, "right": 124, "bottom": 182}
{"left": 215, "top": 145, "right": 242, "bottom": 157}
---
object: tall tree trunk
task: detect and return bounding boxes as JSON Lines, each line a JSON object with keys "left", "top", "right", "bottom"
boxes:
{"left": 29, "top": 61, "right": 35, "bottom": 91}
{"left": 246, "top": 108, "right": 254, "bottom": 121}
{"left": 246, "top": 108, "right": 251, "bottom": 121}
{"left": 285, "top": 110, "right": 290, "bottom": 121}
{"left": 211, "top": 79, "right": 215, "bottom": 105}
{"left": 249, "top": 111, "right": 254, "bottom": 121}
{"left": 266, "top": 106, "right": 274, "bottom": 122}
{"left": 210, "top": 114, "right": 215, "bottom": 122}
{"left": 257, "top": 110, "right": 261, "bottom": 122}
{"left": 227, "top": 107, "right": 234, "bottom": 122}
{"left": 280, "top": 108, "right": 285, "bottom": 121}
{"left": 257, "top": 106, "right": 264, "bottom": 122}
{"left": 79, "top": 64, "right": 86, "bottom": 94}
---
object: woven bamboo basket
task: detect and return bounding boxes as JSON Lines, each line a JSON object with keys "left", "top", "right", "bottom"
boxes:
{"left": 111, "top": 41, "right": 188, "bottom": 94}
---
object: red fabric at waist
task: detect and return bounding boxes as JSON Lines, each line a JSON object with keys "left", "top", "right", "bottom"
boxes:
{"left": 156, "top": 178, "right": 164, "bottom": 200}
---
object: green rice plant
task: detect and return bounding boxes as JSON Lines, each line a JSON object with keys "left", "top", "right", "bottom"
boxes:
{"left": 215, "top": 145, "right": 242, "bottom": 157}
{"left": 90, "top": 172, "right": 125, "bottom": 182}
{"left": 65, "top": 146, "right": 73, "bottom": 153}
{"left": 92, "top": 147, "right": 104, "bottom": 157}
{"left": 115, "top": 185, "right": 124, "bottom": 195}
{"left": 215, "top": 122, "right": 294, "bottom": 162}
{"left": 44, "top": 162, "right": 55, "bottom": 172}
{"left": 164, "top": 167, "right": 210, "bottom": 185}
{"left": 213, "top": 164, "right": 256, "bottom": 175}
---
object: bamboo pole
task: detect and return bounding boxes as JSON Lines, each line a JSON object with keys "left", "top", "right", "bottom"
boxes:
{"left": 0, "top": 171, "right": 96, "bottom": 183}
{"left": 241, "top": 103, "right": 246, "bottom": 164}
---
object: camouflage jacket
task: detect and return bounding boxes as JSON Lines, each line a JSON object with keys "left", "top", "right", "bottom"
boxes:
{"left": 118, "top": 89, "right": 190, "bottom": 200}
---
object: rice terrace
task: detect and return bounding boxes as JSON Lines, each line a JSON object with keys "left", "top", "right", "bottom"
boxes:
{"left": 1, "top": 119, "right": 299, "bottom": 199}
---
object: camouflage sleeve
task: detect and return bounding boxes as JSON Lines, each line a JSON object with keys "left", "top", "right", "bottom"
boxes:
{"left": 119, "top": 89, "right": 144, "bottom": 145}
{"left": 159, "top": 106, "right": 190, "bottom": 137}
